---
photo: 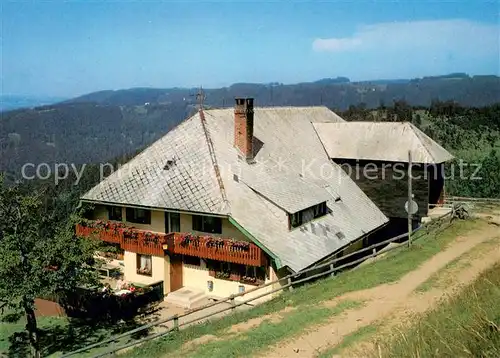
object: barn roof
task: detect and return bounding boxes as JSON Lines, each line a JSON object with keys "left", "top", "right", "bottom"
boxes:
{"left": 313, "top": 122, "right": 454, "bottom": 164}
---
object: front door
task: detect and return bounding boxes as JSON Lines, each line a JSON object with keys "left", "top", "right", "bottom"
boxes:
{"left": 170, "top": 254, "right": 183, "bottom": 292}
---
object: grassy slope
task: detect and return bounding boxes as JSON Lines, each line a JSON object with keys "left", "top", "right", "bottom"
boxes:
{"left": 316, "top": 324, "right": 380, "bottom": 358}
{"left": 0, "top": 220, "right": 480, "bottom": 357}
{"left": 0, "top": 316, "right": 68, "bottom": 356}
{"left": 376, "top": 263, "right": 500, "bottom": 358}
{"left": 112, "top": 220, "right": 482, "bottom": 358}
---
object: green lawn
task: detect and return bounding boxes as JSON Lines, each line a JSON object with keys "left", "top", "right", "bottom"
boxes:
{"left": 375, "top": 263, "right": 500, "bottom": 358}
{"left": 185, "top": 300, "right": 362, "bottom": 358}
{"left": 0, "top": 315, "right": 68, "bottom": 356}
{"left": 0, "top": 311, "right": 145, "bottom": 357}
{"left": 113, "top": 219, "right": 482, "bottom": 358}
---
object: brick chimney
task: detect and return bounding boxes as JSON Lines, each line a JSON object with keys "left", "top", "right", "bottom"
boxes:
{"left": 234, "top": 98, "right": 254, "bottom": 160}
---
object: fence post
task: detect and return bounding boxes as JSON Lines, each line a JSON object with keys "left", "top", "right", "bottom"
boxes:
{"left": 330, "top": 263, "right": 335, "bottom": 277}
{"left": 230, "top": 295, "right": 235, "bottom": 310}
{"left": 287, "top": 277, "right": 293, "bottom": 291}
{"left": 173, "top": 314, "right": 179, "bottom": 331}
{"left": 372, "top": 248, "right": 376, "bottom": 257}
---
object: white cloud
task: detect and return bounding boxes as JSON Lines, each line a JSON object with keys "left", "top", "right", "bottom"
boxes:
{"left": 312, "top": 37, "right": 362, "bottom": 52}
{"left": 312, "top": 19, "right": 499, "bottom": 56}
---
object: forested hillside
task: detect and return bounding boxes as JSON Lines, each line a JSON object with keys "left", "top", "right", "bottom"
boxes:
{"left": 0, "top": 102, "right": 192, "bottom": 178}
{"left": 1, "top": 74, "right": 499, "bottom": 199}
{"left": 68, "top": 74, "right": 500, "bottom": 109}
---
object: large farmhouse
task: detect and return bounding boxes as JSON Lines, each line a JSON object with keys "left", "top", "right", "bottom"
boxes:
{"left": 78, "top": 98, "right": 452, "bottom": 305}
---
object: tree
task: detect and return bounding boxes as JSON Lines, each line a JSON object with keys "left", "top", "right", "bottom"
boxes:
{"left": 414, "top": 113, "right": 422, "bottom": 127}
{"left": 0, "top": 177, "right": 99, "bottom": 357}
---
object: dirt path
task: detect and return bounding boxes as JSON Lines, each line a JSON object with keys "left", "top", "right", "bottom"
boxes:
{"left": 257, "top": 220, "right": 500, "bottom": 358}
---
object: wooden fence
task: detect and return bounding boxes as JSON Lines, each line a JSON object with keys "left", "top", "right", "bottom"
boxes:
{"left": 62, "top": 210, "right": 454, "bottom": 358}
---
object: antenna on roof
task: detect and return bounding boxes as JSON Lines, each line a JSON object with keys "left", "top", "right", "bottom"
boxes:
{"left": 190, "top": 86, "right": 205, "bottom": 111}
{"left": 196, "top": 86, "right": 205, "bottom": 111}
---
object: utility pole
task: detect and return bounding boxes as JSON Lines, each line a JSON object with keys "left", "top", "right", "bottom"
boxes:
{"left": 407, "top": 150, "right": 413, "bottom": 247}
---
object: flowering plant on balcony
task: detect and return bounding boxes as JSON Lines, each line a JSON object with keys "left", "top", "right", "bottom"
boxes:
{"left": 240, "top": 275, "right": 257, "bottom": 283}
{"left": 229, "top": 241, "right": 250, "bottom": 252}
{"left": 180, "top": 234, "right": 199, "bottom": 247}
{"left": 144, "top": 231, "right": 161, "bottom": 245}
{"left": 206, "top": 238, "right": 225, "bottom": 249}
{"left": 136, "top": 267, "right": 152, "bottom": 276}
{"left": 215, "top": 271, "right": 230, "bottom": 279}
{"left": 123, "top": 228, "right": 139, "bottom": 240}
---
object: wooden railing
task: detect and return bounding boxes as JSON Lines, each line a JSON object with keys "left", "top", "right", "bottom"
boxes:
{"left": 166, "top": 233, "right": 265, "bottom": 267}
{"left": 76, "top": 223, "right": 168, "bottom": 256}
{"left": 76, "top": 221, "right": 266, "bottom": 266}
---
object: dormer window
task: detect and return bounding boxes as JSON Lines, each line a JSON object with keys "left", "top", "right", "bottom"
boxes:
{"left": 289, "top": 202, "right": 328, "bottom": 229}
{"left": 313, "top": 202, "right": 327, "bottom": 218}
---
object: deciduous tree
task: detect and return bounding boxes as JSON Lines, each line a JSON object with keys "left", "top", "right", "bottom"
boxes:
{"left": 0, "top": 177, "right": 99, "bottom": 357}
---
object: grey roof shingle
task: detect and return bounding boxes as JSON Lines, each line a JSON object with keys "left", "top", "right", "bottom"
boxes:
{"left": 203, "top": 107, "right": 388, "bottom": 271}
{"left": 239, "top": 167, "right": 333, "bottom": 214}
{"left": 81, "top": 113, "right": 226, "bottom": 214}
{"left": 313, "top": 122, "right": 454, "bottom": 164}
{"left": 82, "top": 106, "right": 389, "bottom": 272}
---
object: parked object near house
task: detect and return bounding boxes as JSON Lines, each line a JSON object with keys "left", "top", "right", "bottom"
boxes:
{"left": 78, "top": 99, "right": 452, "bottom": 304}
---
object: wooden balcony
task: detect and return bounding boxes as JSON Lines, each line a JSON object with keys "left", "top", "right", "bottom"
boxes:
{"left": 76, "top": 222, "right": 168, "bottom": 256}
{"left": 166, "top": 233, "right": 266, "bottom": 267}
{"left": 76, "top": 221, "right": 267, "bottom": 267}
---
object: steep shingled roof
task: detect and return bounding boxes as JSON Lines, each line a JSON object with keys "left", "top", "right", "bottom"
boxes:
{"left": 313, "top": 122, "right": 454, "bottom": 164}
{"left": 81, "top": 114, "right": 227, "bottom": 214}
{"left": 82, "top": 106, "right": 389, "bottom": 272}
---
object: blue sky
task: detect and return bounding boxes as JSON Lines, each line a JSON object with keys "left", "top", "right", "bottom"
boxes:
{"left": 2, "top": 0, "right": 499, "bottom": 97}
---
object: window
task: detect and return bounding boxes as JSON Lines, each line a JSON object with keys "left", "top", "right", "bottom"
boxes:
{"left": 313, "top": 202, "right": 327, "bottom": 218}
{"left": 126, "top": 208, "right": 151, "bottom": 224}
{"left": 136, "top": 254, "right": 152, "bottom": 276}
{"left": 192, "top": 215, "right": 222, "bottom": 234}
{"left": 243, "top": 265, "right": 266, "bottom": 281}
{"left": 290, "top": 211, "right": 303, "bottom": 228}
{"left": 183, "top": 255, "right": 200, "bottom": 266}
{"left": 107, "top": 206, "right": 122, "bottom": 221}
{"left": 170, "top": 212, "right": 180, "bottom": 232}
{"left": 206, "top": 260, "right": 266, "bottom": 285}
{"left": 289, "top": 202, "right": 328, "bottom": 229}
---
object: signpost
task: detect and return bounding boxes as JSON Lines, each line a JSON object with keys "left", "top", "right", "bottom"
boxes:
{"left": 406, "top": 150, "right": 413, "bottom": 247}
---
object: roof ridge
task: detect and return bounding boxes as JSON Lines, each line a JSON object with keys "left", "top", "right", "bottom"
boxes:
{"left": 198, "top": 109, "right": 230, "bottom": 214}
{"left": 406, "top": 122, "right": 438, "bottom": 163}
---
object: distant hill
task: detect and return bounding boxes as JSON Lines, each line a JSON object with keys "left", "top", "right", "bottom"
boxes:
{"left": 67, "top": 74, "right": 500, "bottom": 109}
{"left": 1, "top": 73, "right": 499, "bottom": 180}
{"left": 0, "top": 95, "right": 67, "bottom": 112}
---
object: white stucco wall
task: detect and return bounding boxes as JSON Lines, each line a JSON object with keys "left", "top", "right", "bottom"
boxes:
{"left": 91, "top": 205, "right": 276, "bottom": 302}
{"left": 92, "top": 205, "right": 247, "bottom": 241}
{"left": 123, "top": 251, "right": 170, "bottom": 296}
{"left": 181, "top": 259, "right": 282, "bottom": 305}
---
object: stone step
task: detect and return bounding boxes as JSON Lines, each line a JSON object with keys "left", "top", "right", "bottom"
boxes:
{"left": 164, "top": 287, "right": 208, "bottom": 309}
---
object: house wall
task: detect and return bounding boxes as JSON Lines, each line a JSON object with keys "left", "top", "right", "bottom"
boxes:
{"left": 182, "top": 259, "right": 282, "bottom": 304}
{"left": 91, "top": 205, "right": 247, "bottom": 240}
{"left": 333, "top": 159, "right": 430, "bottom": 219}
{"left": 123, "top": 251, "right": 170, "bottom": 296}
{"left": 91, "top": 205, "right": 269, "bottom": 299}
